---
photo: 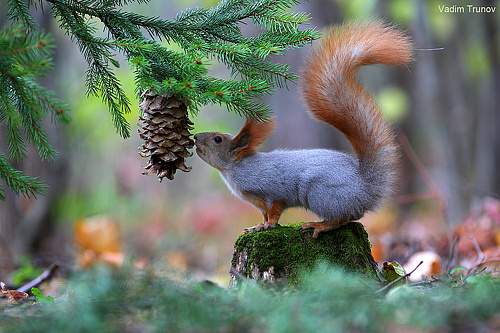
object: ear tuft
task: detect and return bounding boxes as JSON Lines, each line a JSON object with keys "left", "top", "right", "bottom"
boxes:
{"left": 232, "top": 117, "right": 276, "bottom": 160}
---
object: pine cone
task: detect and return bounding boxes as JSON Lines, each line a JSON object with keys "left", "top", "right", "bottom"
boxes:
{"left": 138, "top": 91, "right": 194, "bottom": 182}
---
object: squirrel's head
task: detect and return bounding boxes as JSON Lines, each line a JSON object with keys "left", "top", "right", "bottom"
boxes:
{"left": 194, "top": 117, "right": 276, "bottom": 171}
{"left": 194, "top": 131, "right": 240, "bottom": 170}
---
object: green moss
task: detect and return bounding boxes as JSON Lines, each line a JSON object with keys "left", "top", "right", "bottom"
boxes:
{"left": 231, "top": 222, "right": 378, "bottom": 285}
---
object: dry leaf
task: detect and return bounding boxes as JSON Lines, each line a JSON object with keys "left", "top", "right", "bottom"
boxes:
{"left": 1, "top": 281, "right": 29, "bottom": 302}
{"left": 382, "top": 261, "right": 406, "bottom": 284}
{"left": 371, "top": 240, "right": 385, "bottom": 263}
{"left": 455, "top": 197, "right": 500, "bottom": 258}
{"left": 74, "top": 215, "right": 123, "bottom": 268}
{"left": 474, "top": 258, "right": 500, "bottom": 277}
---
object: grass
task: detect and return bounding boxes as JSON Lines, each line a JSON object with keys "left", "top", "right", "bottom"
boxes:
{"left": 1, "top": 263, "right": 500, "bottom": 333}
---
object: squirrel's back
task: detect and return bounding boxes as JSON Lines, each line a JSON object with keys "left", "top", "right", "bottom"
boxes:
{"left": 301, "top": 20, "right": 413, "bottom": 211}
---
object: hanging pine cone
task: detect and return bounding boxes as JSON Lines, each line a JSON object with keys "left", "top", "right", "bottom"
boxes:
{"left": 138, "top": 91, "right": 194, "bottom": 182}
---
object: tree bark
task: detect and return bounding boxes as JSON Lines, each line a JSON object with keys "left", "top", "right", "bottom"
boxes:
{"left": 230, "top": 222, "right": 379, "bottom": 286}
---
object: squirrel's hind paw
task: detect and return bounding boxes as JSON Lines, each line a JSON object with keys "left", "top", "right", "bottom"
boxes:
{"left": 301, "top": 220, "right": 351, "bottom": 239}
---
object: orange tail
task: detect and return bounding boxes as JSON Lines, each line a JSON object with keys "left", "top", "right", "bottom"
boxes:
{"left": 301, "top": 20, "right": 413, "bottom": 202}
{"left": 301, "top": 20, "right": 412, "bottom": 162}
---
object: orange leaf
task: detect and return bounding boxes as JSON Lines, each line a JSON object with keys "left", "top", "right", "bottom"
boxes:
{"left": 74, "top": 216, "right": 123, "bottom": 268}
{"left": 74, "top": 215, "right": 122, "bottom": 254}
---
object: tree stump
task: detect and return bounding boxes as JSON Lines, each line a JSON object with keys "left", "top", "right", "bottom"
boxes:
{"left": 230, "top": 222, "right": 379, "bottom": 286}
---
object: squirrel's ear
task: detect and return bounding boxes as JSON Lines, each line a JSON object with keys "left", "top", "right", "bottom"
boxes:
{"left": 231, "top": 117, "right": 276, "bottom": 160}
{"left": 231, "top": 131, "right": 251, "bottom": 151}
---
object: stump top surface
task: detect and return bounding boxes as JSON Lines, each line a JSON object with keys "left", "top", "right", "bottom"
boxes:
{"left": 231, "top": 222, "right": 378, "bottom": 285}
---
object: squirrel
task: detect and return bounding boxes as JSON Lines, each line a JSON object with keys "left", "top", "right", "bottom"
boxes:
{"left": 194, "top": 20, "right": 413, "bottom": 239}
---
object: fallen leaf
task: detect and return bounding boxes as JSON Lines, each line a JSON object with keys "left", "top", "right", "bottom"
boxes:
{"left": 5, "top": 290, "right": 29, "bottom": 302}
{"left": 74, "top": 215, "right": 122, "bottom": 253}
{"left": 382, "top": 261, "right": 406, "bottom": 284}
{"left": 1, "top": 281, "right": 29, "bottom": 302}
{"left": 371, "top": 240, "right": 385, "bottom": 263}
{"left": 74, "top": 215, "right": 123, "bottom": 268}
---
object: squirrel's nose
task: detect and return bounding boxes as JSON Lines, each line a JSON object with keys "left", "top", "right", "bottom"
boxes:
{"left": 194, "top": 134, "right": 198, "bottom": 140}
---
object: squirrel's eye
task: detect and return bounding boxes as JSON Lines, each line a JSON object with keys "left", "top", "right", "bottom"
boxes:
{"left": 213, "top": 136, "right": 222, "bottom": 144}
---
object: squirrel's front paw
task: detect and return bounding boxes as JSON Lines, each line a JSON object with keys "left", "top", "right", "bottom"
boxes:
{"left": 242, "top": 222, "right": 276, "bottom": 234}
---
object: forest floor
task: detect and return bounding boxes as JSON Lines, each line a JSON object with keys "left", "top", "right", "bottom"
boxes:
{"left": 1, "top": 197, "right": 500, "bottom": 332}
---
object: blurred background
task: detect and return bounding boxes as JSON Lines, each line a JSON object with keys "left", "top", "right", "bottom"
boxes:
{"left": 0, "top": 0, "right": 499, "bottom": 285}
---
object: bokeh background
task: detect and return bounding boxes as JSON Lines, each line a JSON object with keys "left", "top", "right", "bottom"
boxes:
{"left": 1, "top": 0, "right": 499, "bottom": 285}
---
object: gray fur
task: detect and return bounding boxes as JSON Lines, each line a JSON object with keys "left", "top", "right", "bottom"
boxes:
{"left": 219, "top": 149, "right": 375, "bottom": 221}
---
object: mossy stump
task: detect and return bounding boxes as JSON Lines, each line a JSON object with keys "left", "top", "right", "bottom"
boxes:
{"left": 230, "top": 222, "right": 378, "bottom": 286}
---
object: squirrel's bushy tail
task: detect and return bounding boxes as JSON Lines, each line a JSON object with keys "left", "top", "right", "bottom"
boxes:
{"left": 301, "top": 20, "right": 413, "bottom": 209}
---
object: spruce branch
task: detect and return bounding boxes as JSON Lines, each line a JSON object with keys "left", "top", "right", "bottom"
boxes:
{"left": 9, "top": 77, "right": 59, "bottom": 161}
{"left": 6, "top": 118, "right": 27, "bottom": 162}
{"left": 0, "top": 153, "right": 48, "bottom": 201}
{"left": 0, "top": 23, "right": 69, "bottom": 199}
{"left": 6, "top": 0, "right": 38, "bottom": 31}
{"left": 41, "top": 0, "right": 319, "bottom": 124}
{"left": 1, "top": 0, "right": 319, "bottom": 196}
